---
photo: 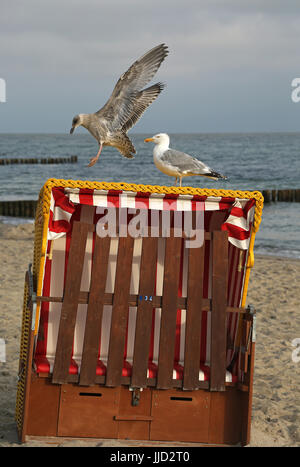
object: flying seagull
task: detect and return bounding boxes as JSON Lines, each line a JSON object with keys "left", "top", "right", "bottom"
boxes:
{"left": 70, "top": 44, "right": 168, "bottom": 166}
{"left": 144, "top": 133, "right": 227, "bottom": 187}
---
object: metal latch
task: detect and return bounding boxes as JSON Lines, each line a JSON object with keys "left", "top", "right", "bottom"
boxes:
{"left": 139, "top": 295, "right": 153, "bottom": 303}
{"left": 129, "top": 387, "right": 143, "bottom": 406}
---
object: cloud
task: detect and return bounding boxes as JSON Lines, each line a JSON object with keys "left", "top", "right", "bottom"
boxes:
{"left": 1, "top": 0, "right": 299, "bottom": 75}
{"left": 1, "top": 0, "right": 300, "bottom": 132}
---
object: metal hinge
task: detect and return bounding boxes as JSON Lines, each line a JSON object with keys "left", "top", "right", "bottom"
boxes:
{"left": 251, "top": 314, "right": 256, "bottom": 342}
{"left": 247, "top": 304, "right": 256, "bottom": 343}
{"left": 28, "top": 263, "right": 37, "bottom": 330}
{"left": 237, "top": 250, "right": 244, "bottom": 272}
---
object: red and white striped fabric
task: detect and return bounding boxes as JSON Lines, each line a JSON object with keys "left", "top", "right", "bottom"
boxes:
{"left": 47, "top": 187, "right": 255, "bottom": 249}
{"left": 34, "top": 187, "right": 255, "bottom": 383}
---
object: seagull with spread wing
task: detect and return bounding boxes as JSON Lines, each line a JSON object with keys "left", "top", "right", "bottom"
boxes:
{"left": 70, "top": 44, "right": 168, "bottom": 166}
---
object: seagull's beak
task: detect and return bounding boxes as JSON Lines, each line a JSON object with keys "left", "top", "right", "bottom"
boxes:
{"left": 144, "top": 137, "right": 154, "bottom": 143}
{"left": 70, "top": 126, "right": 75, "bottom": 134}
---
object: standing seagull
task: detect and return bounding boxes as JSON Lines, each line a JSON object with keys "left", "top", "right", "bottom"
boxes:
{"left": 144, "top": 133, "right": 227, "bottom": 187}
{"left": 70, "top": 44, "right": 168, "bottom": 166}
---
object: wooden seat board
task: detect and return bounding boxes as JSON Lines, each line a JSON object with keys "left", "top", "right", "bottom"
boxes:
{"left": 52, "top": 222, "right": 93, "bottom": 384}
{"left": 79, "top": 235, "right": 111, "bottom": 386}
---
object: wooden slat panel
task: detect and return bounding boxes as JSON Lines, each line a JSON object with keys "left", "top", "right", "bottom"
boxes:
{"left": 79, "top": 235, "right": 111, "bottom": 386}
{"left": 210, "top": 230, "right": 228, "bottom": 391}
{"left": 156, "top": 236, "right": 182, "bottom": 389}
{"left": 208, "top": 211, "right": 228, "bottom": 232}
{"left": 105, "top": 236, "right": 135, "bottom": 387}
{"left": 79, "top": 219, "right": 212, "bottom": 240}
{"left": 183, "top": 243, "right": 204, "bottom": 390}
{"left": 52, "top": 222, "right": 92, "bottom": 384}
{"left": 131, "top": 236, "right": 158, "bottom": 388}
{"left": 60, "top": 373, "right": 211, "bottom": 390}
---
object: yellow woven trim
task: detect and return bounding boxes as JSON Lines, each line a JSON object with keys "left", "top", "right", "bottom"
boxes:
{"left": 33, "top": 178, "right": 264, "bottom": 334}
{"left": 234, "top": 230, "right": 257, "bottom": 347}
{"left": 40, "top": 178, "right": 264, "bottom": 230}
{"left": 33, "top": 186, "right": 51, "bottom": 333}
{"left": 241, "top": 231, "right": 256, "bottom": 307}
{"left": 15, "top": 279, "right": 30, "bottom": 434}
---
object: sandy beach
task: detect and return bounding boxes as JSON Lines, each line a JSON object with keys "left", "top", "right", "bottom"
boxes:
{"left": 0, "top": 222, "right": 299, "bottom": 447}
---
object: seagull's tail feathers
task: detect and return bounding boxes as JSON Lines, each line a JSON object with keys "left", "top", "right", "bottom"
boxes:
{"left": 112, "top": 132, "right": 136, "bottom": 159}
{"left": 196, "top": 170, "right": 227, "bottom": 181}
{"left": 206, "top": 170, "right": 228, "bottom": 181}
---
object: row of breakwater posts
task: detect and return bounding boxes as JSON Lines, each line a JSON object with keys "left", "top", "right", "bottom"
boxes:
{"left": 262, "top": 189, "right": 300, "bottom": 203}
{"left": 0, "top": 200, "right": 37, "bottom": 218}
{"left": 0, "top": 155, "right": 78, "bottom": 165}
{"left": 0, "top": 189, "right": 299, "bottom": 219}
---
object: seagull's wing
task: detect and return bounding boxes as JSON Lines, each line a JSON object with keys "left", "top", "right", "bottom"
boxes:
{"left": 96, "top": 43, "right": 168, "bottom": 131}
{"left": 121, "top": 83, "right": 165, "bottom": 132}
{"left": 161, "top": 149, "right": 227, "bottom": 179}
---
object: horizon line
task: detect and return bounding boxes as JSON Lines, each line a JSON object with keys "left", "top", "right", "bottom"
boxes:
{"left": 1, "top": 130, "right": 300, "bottom": 136}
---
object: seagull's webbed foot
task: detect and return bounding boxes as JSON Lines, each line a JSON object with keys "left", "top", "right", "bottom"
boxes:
{"left": 87, "top": 143, "right": 103, "bottom": 167}
{"left": 88, "top": 157, "right": 98, "bottom": 167}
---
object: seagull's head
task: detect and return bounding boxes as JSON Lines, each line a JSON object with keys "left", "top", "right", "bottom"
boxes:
{"left": 70, "top": 114, "right": 84, "bottom": 134}
{"left": 144, "top": 133, "right": 170, "bottom": 147}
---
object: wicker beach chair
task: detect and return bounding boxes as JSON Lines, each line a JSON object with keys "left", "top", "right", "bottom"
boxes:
{"left": 16, "top": 178, "right": 263, "bottom": 445}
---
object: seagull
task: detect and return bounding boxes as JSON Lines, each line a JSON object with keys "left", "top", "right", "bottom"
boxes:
{"left": 70, "top": 44, "right": 168, "bottom": 166}
{"left": 144, "top": 133, "right": 227, "bottom": 187}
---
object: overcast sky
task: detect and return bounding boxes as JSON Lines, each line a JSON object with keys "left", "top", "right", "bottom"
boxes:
{"left": 0, "top": 0, "right": 300, "bottom": 133}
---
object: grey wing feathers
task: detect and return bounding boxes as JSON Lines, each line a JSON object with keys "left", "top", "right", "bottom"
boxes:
{"left": 162, "top": 149, "right": 211, "bottom": 174}
{"left": 113, "top": 43, "right": 168, "bottom": 93}
{"left": 122, "top": 82, "right": 165, "bottom": 132}
{"left": 162, "top": 149, "right": 227, "bottom": 179}
{"left": 96, "top": 44, "right": 168, "bottom": 131}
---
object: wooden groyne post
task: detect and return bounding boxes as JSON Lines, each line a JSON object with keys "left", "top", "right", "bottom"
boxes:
{"left": 0, "top": 155, "right": 77, "bottom": 165}
{"left": 262, "top": 189, "right": 300, "bottom": 203}
{"left": 0, "top": 200, "right": 37, "bottom": 218}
